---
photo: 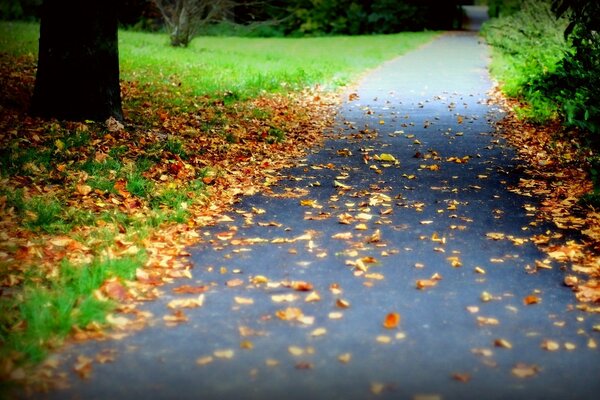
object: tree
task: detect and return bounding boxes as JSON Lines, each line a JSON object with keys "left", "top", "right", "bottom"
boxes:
{"left": 31, "top": 0, "right": 123, "bottom": 122}
{"left": 153, "top": 0, "right": 236, "bottom": 47}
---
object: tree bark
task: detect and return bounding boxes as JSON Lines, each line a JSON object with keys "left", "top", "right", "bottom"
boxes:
{"left": 31, "top": 0, "right": 123, "bottom": 121}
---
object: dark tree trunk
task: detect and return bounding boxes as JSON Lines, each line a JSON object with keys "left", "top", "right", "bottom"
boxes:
{"left": 31, "top": 0, "right": 123, "bottom": 121}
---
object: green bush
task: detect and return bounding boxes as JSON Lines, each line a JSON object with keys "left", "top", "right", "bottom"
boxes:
{"left": 482, "top": 0, "right": 569, "bottom": 121}
{"left": 482, "top": 0, "right": 600, "bottom": 195}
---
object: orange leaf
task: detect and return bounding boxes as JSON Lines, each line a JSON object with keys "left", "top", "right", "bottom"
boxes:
{"left": 523, "top": 295, "right": 541, "bottom": 305}
{"left": 383, "top": 312, "right": 400, "bottom": 329}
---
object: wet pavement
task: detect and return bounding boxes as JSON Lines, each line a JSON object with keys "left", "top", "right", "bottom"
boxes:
{"left": 35, "top": 32, "right": 600, "bottom": 400}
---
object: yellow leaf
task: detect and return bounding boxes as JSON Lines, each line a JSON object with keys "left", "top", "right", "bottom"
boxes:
{"left": 213, "top": 349, "right": 235, "bottom": 359}
{"left": 234, "top": 296, "right": 254, "bottom": 305}
{"left": 310, "top": 328, "right": 327, "bottom": 337}
{"left": 379, "top": 153, "right": 397, "bottom": 162}
{"left": 196, "top": 356, "right": 214, "bottom": 366}
{"left": 541, "top": 340, "right": 560, "bottom": 351}
{"left": 376, "top": 335, "right": 391, "bottom": 344}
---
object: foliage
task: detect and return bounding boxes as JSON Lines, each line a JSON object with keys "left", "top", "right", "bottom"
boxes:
{"left": 0, "top": 0, "right": 41, "bottom": 21}
{"left": 481, "top": 0, "right": 569, "bottom": 122}
{"left": 270, "top": 0, "right": 461, "bottom": 36}
{"left": 483, "top": 0, "right": 600, "bottom": 213}
{"left": 487, "top": 0, "right": 522, "bottom": 17}
{"left": 543, "top": 0, "right": 600, "bottom": 145}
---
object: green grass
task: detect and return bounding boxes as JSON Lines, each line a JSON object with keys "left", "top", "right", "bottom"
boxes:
{"left": 1, "top": 21, "right": 439, "bottom": 99}
{"left": 5, "top": 253, "right": 144, "bottom": 363}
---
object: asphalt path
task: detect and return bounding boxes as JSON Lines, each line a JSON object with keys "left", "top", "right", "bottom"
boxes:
{"left": 37, "top": 32, "right": 600, "bottom": 400}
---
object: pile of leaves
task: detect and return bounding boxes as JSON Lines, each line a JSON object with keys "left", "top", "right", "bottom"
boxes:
{"left": 490, "top": 86, "right": 600, "bottom": 310}
{"left": 0, "top": 52, "right": 338, "bottom": 388}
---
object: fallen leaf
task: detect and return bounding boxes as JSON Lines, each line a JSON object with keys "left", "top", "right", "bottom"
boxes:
{"left": 494, "top": 338, "right": 512, "bottom": 349}
{"left": 73, "top": 355, "right": 93, "bottom": 379}
{"left": 383, "top": 312, "right": 401, "bottom": 329}
{"left": 213, "top": 349, "right": 235, "bottom": 359}
{"left": 265, "top": 359, "right": 279, "bottom": 367}
{"left": 310, "top": 328, "right": 327, "bottom": 337}
{"left": 167, "top": 294, "right": 205, "bottom": 309}
{"left": 564, "top": 342, "right": 577, "bottom": 351}
{"left": 196, "top": 356, "right": 214, "bottom": 366}
{"left": 226, "top": 278, "right": 244, "bottom": 287}
{"left": 305, "top": 291, "right": 321, "bottom": 302}
{"left": 276, "top": 307, "right": 303, "bottom": 321}
{"left": 272, "top": 293, "right": 298, "bottom": 303}
{"left": 523, "top": 295, "right": 541, "bottom": 305}
{"left": 370, "top": 382, "right": 386, "bottom": 395}
{"left": 95, "top": 349, "right": 117, "bottom": 364}
{"left": 541, "top": 340, "right": 560, "bottom": 351}
{"left": 338, "top": 353, "right": 352, "bottom": 363}
{"left": 172, "top": 285, "right": 209, "bottom": 294}
{"left": 451, "top": 372, "right": 471, "bottom": 383}
{"left": 163, "top": 310, "right": 189, "bottom": 326}
{"left": 336, "top": 299, "right": 351, "bottom": 309}
{"left": 511, "top": 363, "right": 540, "bottom": 378}
{"left": 234, "top": 296, "right": 254, "bottom": 305}
{"left": 329, "top": 312, "right": 343, "bottom": 319}
{"left": 416, "top": 279, "right": 437, "bottom": 290}
{"left": 240, "top": 340, "right": 254, "bottom": 350}
{"left": 376, "top": 335, "right": 392, "bottom": 344}
{"left": 288, "top": 346, "right": 304, "bottom": 356}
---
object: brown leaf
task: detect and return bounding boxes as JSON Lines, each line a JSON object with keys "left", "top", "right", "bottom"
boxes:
{"left": 451, "top": 372, "right": 471, "bottom": 383}
{"left": 73, "top": 355, "right": 93, "bottom": 379}
{"left": 172, "top": 285, "right": 209, "bottom": 294}
{"left": 494, "top": 338, "right": 512, "bottom": 349}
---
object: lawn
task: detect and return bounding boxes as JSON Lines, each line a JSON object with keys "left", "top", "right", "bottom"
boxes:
{"left": 0, "top": 21, "right": 438, "bottom": 390}
{"left": 1, "top": 21, "right": 438, "bottom": 98}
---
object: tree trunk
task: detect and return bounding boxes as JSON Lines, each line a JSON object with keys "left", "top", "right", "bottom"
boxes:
{"left": 31, "top": 0, "right": 123, "bottom": 122}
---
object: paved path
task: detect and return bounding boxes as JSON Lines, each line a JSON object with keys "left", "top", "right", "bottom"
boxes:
{"left": 40, "top": 33, "right": 599, "bottom": 400}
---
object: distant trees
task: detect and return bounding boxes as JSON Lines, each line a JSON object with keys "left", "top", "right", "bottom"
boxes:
{"left": 31, "top": 0, "right": 123, "bottom": 122}
{"left": 151, "top": 0, "right": 462, "bottom": 46}
{"left": 268, "top": 0, "right": 462, "bottom": 36}
{"left": 153, "top": 0, "right": 237, "bottom": 46}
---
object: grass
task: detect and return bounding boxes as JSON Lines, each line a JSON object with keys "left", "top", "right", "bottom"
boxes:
{"left": 1, "top": 21, "right": 439, "bottom": 99}
{"left": 0, "top": 19, "right": 438, "bottom": 389}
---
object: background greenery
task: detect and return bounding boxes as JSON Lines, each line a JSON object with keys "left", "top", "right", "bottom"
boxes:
{"left": 0, "top": 0, "right": 463, "bottom": 36}
{"left": 482, "top": 0, "right": 599, "bottom": 197}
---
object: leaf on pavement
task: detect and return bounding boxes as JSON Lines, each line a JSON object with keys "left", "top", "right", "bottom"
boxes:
{"left": 511, "top": 363, "right": 540, "bottom": 378}
{"left": 167, "top": 294, "right": 205, "bottom": 309}
{"left": 383, "top": 312, "right": 400, "bottom": 329}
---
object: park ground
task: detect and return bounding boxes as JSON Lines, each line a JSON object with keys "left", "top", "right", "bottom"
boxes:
{"left": 0, "top": 20, "right": 599, "bottom": 395}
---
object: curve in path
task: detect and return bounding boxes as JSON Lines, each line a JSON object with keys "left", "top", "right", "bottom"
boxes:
{"left": 42, "top": 32, "right": 600, "bottom": 400}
